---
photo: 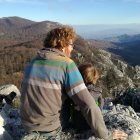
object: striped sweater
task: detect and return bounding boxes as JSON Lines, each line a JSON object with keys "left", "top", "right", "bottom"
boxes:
{"left": 20, "top": 48, "right": 111, "bottom": 139}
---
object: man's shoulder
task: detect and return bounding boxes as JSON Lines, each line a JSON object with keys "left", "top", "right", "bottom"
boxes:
{"left": 53, "top": 56, "right": 74, "bottom": 64}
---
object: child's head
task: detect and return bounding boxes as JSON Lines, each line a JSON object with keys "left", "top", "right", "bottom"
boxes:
{"left": 78, "top": 63, "right": 99, "bottom": 85}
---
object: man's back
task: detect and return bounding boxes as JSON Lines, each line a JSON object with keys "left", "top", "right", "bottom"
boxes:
{"left": 21, "top": 48, "right": 75, "bottom": 132}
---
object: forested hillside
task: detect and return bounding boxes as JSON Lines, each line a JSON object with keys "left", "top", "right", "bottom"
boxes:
{"left": 0, "top": 17, "right": 140, "bottom": 97}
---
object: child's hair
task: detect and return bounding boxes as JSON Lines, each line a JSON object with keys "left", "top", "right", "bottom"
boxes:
{"left": 78, "top": 63, "right": 99, "bottom": 85}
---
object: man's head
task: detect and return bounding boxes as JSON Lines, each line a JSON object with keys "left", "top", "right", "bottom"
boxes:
{"left": 44, "top": 26, "right": 76, "bottom": 57}
{"left": 78, "top": 63, "right": 99, "bottom": 85}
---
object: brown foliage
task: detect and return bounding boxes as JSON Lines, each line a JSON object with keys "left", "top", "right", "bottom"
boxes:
{"left": 0, "top": 44, "right": 38, "bottom": 89}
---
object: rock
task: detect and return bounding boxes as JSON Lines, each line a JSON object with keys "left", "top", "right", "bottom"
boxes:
{"left": 0, "top": 84, "right": 20, "bottom": 108}
{"left": 103, "top": 104, "right": 140, "bottom": 139}
{"left": 134, "top": 66, "right": 140, "bottom": 79}
{"left": 1, "top": 85, "right": 140, "bottom": 139}
{"left": 128, "top": 133, "right": 140, "bottom": 140}
{"left": 0, "top": 127, "right": 13, "bottom": 140}
{"left": 0, "top": 104, "right": 14, "bottom": 140}
{"left": 3, "top": 102, "right": 140, "bottom": 140}
{"left": 0, "top": 84, "right": 20, "bottom": 97}
{"left": 0, "top": 85, "right": 21, "bottom": 140}
{"left": 113, "top": 66, "right": 124, "bottom": 78}
{"left": 117, "top": 59, "right": 127, "bottom": 74}
{"left": 113, "top": 88, "right": 140, "bottom": 112}
{"left": 0, "top": 104, "right": 25, "bottom": 140}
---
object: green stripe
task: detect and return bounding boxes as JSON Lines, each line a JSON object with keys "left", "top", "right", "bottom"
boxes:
{"left": 31, "top": 59, "right": 67, "bottom": 69}
{"left": 67, "top": 62, "right": 77, "bottom": 69}
{"left": 31, "top": 59, "right": 77, "bottom": 70}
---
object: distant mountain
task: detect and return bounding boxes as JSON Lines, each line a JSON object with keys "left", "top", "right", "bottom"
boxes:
{"left": 88, "top": 39, "right": 117, "bottom": 49}
{"left": 104, "top": 34, "right": 140, "bottom": 43}
{"left": 107, "top": 40, "right": 140, "bottom": 66}
{"left": 0, "top": 16, "right": 35, "bottom": 29}
{"left": 0, "top": 16, "right": 61, "bottom": 47}
{"left": 91, "top": 34, "right": 140, "bottom": 66}
{"left": 73, "top": 24, "right": 140, "bottom": 39}
{"left": 89, "top": 38, "right": 140, "bottom": 66}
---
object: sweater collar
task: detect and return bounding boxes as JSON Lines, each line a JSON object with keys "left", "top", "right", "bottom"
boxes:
{"left": 37, "top": 48, "right": 67, "bottom": 59}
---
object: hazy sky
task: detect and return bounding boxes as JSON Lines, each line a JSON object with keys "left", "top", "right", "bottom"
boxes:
{"left": 0, "top": 0, "right": 140, "bottom": 25}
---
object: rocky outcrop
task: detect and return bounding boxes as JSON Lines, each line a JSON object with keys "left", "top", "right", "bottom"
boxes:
{"left": 103, "top": 104, "right": 140, "bottom": 140}
{"left": 93, "top": 48, "right": 140, "bottom": 96}
{"left": 1, "top": 86, "right": 140, "bottom": 140}
{"left": 134, "top": 66, "right": 140, "bottom": 79}
{"left": 0, "top": 104, "right": 24, "bottom": 140}
{"left": 1, "top": 98, "right": 140, "bottom": 140}
{"left": 0, "top": 84, "right": 21, "bottom": 140}
{"left": 113, "top": 88, "right": 140, "bottom": 112}
{"left": 0, "top": 84, "right": 20, "bottom": 97}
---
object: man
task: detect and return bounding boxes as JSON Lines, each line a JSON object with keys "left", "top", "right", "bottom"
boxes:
{"left": 20, "top": 26, "right": 127, "bottom": 140}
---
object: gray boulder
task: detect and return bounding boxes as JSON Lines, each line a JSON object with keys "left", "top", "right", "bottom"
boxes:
{"left": 0, "top": 84, "right": 20, "bottom": 97}
{"left": 103, "top": 104, "right": 140, "bottom": 140}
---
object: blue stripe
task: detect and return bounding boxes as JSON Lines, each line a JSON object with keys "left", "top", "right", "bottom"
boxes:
{"left": 25, "top": 64, "right": 64, "bottom": 81}
{"left": 65, "top": 69, "right": 83, "bottom": 86}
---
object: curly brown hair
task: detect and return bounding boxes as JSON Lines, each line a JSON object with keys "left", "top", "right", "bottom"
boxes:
{"left": 44, "top": 26, "right": 76, "bottom": 49}
{"left": 78, "top": 63, "right": 99, "bottom": 85}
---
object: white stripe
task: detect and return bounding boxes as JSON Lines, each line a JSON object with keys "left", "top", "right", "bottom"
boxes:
{"left": 67, "top": 83, "right": 87, "bottom": 97}
{"left": 25, "top": 79, "right": 61, "bottom": 90}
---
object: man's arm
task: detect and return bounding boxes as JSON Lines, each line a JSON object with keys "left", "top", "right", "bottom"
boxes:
{"left": 71, "top": 88, "right": 110, "bottom": 139}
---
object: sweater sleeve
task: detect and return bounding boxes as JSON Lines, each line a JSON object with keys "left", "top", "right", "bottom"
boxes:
{"left": 64, "top": 61, "right": 112, "bottom": 139}
{"left": 71, "top": 89, "right": 111, "bottom": 139}
{"left": 64, "top": 61, "right": 87, "bottom": 97}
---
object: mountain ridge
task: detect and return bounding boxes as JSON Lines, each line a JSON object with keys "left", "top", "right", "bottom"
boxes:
{"left": 73, "top": 24, "right": 140, "bottom": 39}
{"left": 0, "top": 16, "right": 61, "bottom": 47}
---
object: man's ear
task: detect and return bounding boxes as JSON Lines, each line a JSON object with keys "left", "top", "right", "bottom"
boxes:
{"left": 61, "top": 47, "right": 65, "bottom": 53}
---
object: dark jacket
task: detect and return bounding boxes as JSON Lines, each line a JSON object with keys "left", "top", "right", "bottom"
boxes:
{"left": 87, "top": 84, "right": 104, "bottom": 110}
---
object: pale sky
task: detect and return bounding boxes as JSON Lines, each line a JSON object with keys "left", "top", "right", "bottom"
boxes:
{"left": 0, "top": 0, "right": 140, "bottom": 25}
